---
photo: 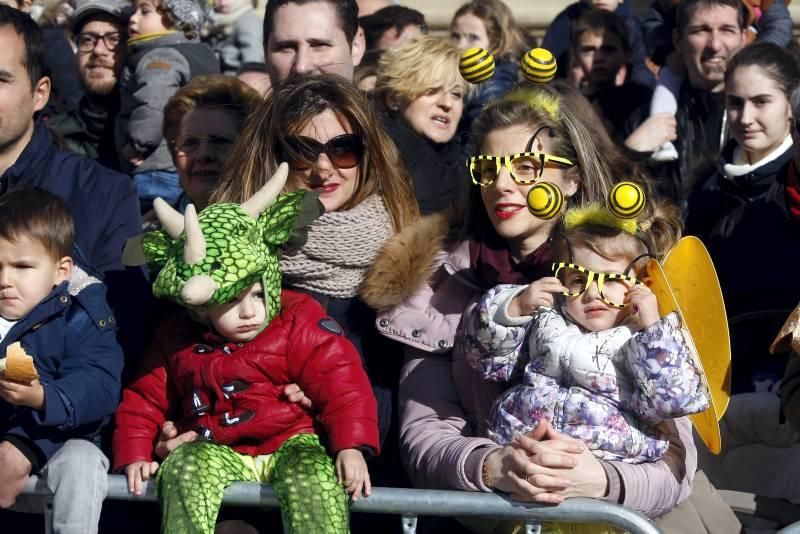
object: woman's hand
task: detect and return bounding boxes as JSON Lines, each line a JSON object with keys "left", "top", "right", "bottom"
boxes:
{"left": 125, "top": 460, "right": 159, "bottom": 495}
{"left": 154, "top": 421, "right": 198, "bottom": 460}
{"left": 507, "top": 277, "right": 567, "bottom": 318}
{"left": 483, "top": 420, "right": 583, "bottom": 503}
{"left": 515, "top": 424, "right": 608, "bottom": 502}
{"left": 482, "top": 419, "right": 608, "bottom": 503}
{"left": 335, "top": 448, "right": 371, "bottom": 501}
{"left": 122, "top": 144, "right": 145, "bottom": 167}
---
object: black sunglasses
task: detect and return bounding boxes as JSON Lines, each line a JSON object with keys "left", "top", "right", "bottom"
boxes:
{"left": 278, "top": 134, "right": 364, "bottom": 170}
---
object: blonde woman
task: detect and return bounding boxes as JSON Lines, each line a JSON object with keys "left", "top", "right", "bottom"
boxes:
{"left": 374, "top": 35, "right": 468, "bottom": 214}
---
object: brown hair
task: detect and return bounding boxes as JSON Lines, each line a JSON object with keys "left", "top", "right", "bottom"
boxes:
{"left": 572, "top": 9, "right": 632, "bottom": 54}
{"left": 462, "top": 80, "right": 652, "bottom": 239}
{"left": 552, "top": 198, "right": 683, "bottom": 277}
{"left": 163, "top": 74, "right": 262, "bottom": 158}
{"left": 0, "top": 188, "right": 74, "bottom": 260}
{"left": 210, "top": 74, "right": 419, "bottom": 230}
{"left": 725, "top": 41, "right": 800, "bottom": 99}
{"left": 676, "top": 0, "right": 745, "bottom": 35}
{"left": 264, "top": 0, "right": 359, "bottom": 46}
{"left": 451, "top": 0, "right": 531, "bottom": 61}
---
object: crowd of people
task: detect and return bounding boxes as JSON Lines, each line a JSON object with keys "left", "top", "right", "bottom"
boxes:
{"left": 0, "top": 0, "right": 798, "bottom": 533}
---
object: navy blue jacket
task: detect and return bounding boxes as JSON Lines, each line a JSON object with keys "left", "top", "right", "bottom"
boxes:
{"left": 0, "top": 121, "right": 153, "bottom": 364}
{"left": 542, "top": 2, "right": 655, "bottom": 89}
{"left": 462, "top": 59, "right": 519, "bottom": 129}
{"left": 0, "top": 121, "right": 140, "bottom": 275}
{"left": 0, "top": 271, "right": 124, "bottom": 467}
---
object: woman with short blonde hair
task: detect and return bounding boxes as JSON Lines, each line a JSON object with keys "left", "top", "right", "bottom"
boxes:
{"left": 373, "top": 36, "right": 469, "bottom": 214}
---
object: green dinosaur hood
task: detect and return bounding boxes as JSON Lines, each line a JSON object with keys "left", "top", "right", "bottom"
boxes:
{"left": 123, "top": 164, "right": 323, "bottom": 326}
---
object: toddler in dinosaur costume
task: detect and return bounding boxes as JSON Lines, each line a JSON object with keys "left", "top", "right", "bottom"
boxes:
{"left": 112, "top": 164, "right": 380, "bottom": 534}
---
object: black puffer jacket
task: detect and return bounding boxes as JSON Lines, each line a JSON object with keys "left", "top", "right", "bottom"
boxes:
{"left": 627, "top": 82, "right": 728, "bottom": 209}
{"left": 687, "top": 139, "right": 799, "bottom": 392}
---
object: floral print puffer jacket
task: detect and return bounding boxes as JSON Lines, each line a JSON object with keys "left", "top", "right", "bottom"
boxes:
{"left": 462, "top": 284, "right": 710, "bottom": 464}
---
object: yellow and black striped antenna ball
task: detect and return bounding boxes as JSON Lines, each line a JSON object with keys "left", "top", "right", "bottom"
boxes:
{"left": 521, "top": 48, "right": 557, "bottom": 84}
{"left": 459, "top": 47, "right": 496, "bottom": 84}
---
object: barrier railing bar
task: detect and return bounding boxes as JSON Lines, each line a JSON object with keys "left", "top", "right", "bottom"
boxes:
{"left": 22, "top": 475, "right": 661, "bottom": 534}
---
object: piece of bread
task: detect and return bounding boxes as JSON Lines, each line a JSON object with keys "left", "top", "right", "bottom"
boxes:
{"left": 0, "top": 342, "right": 38, "bottom": 382}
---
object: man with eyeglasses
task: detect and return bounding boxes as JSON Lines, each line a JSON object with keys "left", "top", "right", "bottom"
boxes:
{"left": 48, "top": 0, "right": 129, "bottom": 171}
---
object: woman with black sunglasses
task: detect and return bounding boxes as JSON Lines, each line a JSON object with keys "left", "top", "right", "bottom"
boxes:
{"left": 361, "top": 80, "right": 741, "bottom": 533}
{"left": 211, "top": 76, "right": 419, "bottom": 504}
{"left": 127, "top": 75, "right": 419, "bottom": 533}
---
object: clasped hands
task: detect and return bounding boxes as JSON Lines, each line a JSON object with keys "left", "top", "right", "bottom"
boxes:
{"left": 482, "top": 419, "right": 608, "bottom": 504}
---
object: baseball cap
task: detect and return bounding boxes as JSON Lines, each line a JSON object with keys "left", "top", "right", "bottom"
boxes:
{"left": 70, "top": 0, "right": 132, "bottom": 34}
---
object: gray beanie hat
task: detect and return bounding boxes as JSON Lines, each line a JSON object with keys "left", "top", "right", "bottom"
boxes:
{"left": 160, "top": 0, "right": 209, "bottom": 33}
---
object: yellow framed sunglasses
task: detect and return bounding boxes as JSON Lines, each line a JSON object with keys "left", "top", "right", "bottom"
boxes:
{"left": 552, "top": 262, "right": 641, "bottom": 308}
{"left": 467, "top": 152, "right": 575, "bottom": 187}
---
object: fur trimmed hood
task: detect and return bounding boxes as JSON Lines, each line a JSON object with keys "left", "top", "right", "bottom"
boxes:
{"left": 361, "top": 210, "right": 461, "bottom": 312}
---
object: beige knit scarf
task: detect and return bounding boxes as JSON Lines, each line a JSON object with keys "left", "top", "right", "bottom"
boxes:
{"left": 280, "top": 194, "right": 393, "bottom": 298}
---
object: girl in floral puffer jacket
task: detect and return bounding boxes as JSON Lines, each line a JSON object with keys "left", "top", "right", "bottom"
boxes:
{"left": 463, "top": 198, "right": 710, "bottom": 463}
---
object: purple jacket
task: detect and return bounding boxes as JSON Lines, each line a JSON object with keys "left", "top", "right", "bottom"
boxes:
{"left": 361, "top": 213, "right": 698, "bottom": 518}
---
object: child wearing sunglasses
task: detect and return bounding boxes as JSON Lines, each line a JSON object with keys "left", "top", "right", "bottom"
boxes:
{"left": 463, "top": 199, "right": 710, "bottom": 463}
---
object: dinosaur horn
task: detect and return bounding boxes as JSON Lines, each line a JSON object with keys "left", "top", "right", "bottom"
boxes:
{"left": 154, "top": 198, "right": 184, "bottom": 239}
{"left": 181, "top": 275, "right": 217, "bottom": 306}
{"left": 183, "top": 204, "right": 206, "bottom": 265}
{"left": 240, "top": 162, "right": 289, "bottom": 219}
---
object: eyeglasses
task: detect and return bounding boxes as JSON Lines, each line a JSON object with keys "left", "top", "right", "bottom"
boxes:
{"left": 277, "top": 134, "right": 364, "bottom": 171}
{"left": 552, "top": 262, "right": 641, "bottom": 308}
{"left": 467, "top": 152, "right": 574, "bottom": 187}
{"left": 74, "top": 32, "right": 125, "bottom": 53}
{"left": 173, "top": 135, "right": 236, "bottom": 157}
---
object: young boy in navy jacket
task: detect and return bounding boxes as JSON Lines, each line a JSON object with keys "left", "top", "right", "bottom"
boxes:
{"left": 0, "top": 188, "right": 123, "bottom": 509}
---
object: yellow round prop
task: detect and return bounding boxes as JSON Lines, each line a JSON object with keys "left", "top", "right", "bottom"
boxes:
{"left": 521, "top": 48, "right": 557, "bottom": 84}
{"left": 646, "top": 237, "right": 731, "bottom": 454}
{"left": 609, "top": 182, "right": 645, "bottom": 219}
{"left": 527, "top": 182, "right": 563, "bottom": 220}
{"left": 459, "top": 47, "right": 496, "bottom": 84}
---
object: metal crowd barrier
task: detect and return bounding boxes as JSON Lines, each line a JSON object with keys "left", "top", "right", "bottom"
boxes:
{"left": 22, "top": 475, "right": 661, "bottom": 534}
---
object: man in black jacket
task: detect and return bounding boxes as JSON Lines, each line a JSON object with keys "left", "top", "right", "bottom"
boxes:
{"left": 625, "top": 0, "right": 745, "bottom": 207}
{"left": 48, "top": 0, "right": 129, "bottom": 171}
